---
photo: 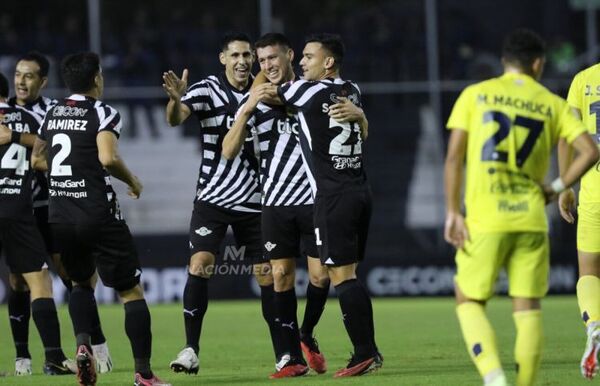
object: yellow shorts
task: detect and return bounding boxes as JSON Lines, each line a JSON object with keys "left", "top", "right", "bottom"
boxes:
{"left": 455, "top": 232, "right": 549, "bottom": 300}
{"left": 577, "top": 203, "right": 600, "bottom": 253}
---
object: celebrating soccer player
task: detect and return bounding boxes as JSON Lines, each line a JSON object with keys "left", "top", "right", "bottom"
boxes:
{"left": 444, "top": 28, "right": 599, "bottom": 386}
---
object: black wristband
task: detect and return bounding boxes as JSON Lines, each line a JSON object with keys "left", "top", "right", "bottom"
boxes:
{"left": 10, "top": 131, "right": 21, "bottom": 144}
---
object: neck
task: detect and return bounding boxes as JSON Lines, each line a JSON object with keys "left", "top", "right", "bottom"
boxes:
{"left": 78, "top": 89, "right": 100, "bottom": 99}
{"left": 320, "top": 68, "right": 340, "bottom": 80}
{"left": 16, "top": 97, "right": 34, "bottom": 106}
{"left": 504, "top": 64, "right": 534, "bottom": 78}
{"left": 225, "top": 73, "right": 248, "bottom": 91}
{"left": 0, "top": 97, "right": 6, "bottom": 104}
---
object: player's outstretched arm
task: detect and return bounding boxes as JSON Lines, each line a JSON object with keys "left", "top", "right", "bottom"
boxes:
{"left": 444, "top": 129, "right": 469, "bottom": 249}
{"left": 97, "top": 131, "right": 143, "bottom": 198}
{"left": 163, "top": 69, "right": 192, "bottom": 126}
{"left": 328, "top": 97, "right": 368, "bottom": 140}
{"left": 31, "top": 137, "right": 48, "bottom": 171}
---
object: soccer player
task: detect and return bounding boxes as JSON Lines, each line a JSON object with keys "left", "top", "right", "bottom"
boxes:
{"left": 256, "top": 33, "right": 381, "bottom": 377}
{"left": 31, "top": 52, "right": 170, "bottom": 386}
{"left": 223, "top": 32, "right": 333, "bottom": 378}
{"left": 162, "top": 33, "right": 275, "bottom": 375}
{"left": 0, "top": 72, "right": 76, "bottom": 376}
{"left": 557, "top": 62, "right": 600, "bottom": 378}
{"left": 8, "top": 51, "right": 112, "bottom": 375}
{"left": 444, "top": 28, "right": 599, "bottom": 386}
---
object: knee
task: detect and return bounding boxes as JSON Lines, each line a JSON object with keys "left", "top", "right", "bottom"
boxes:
{"left": 23, "top": 270, "right": 53, "bottom": 299}
{"left": 189, "top": 253, "right": 215, "bottom": 278}
{"left": 118, "top": 284, "right": 145, "bottom": 302}
{"left": 309, "top": 271, "right": 330, "bottom": 289}
{"left": 254, "top": 263, "right": 273, "bottom": 286}
{"left": 273, "top": 267, "right": 295, "bottom": 291}
{"left": 9, "top": 273, "right": 29, "bottom": 291}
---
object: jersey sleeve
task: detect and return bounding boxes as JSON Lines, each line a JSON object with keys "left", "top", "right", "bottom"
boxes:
{"left": 277, "top": 79, "right": 326, "bottom": 110}
{"left": 566, "top": 72, "right": 582, "bottom": 111}
{"left": 447, "top": 85, "right": 475, "bottom": 132}
{"left": 97, "top": 103, "right": 122, "bottom": 138}
{"left": 181, "top": 80, "right": 211, "bottom": 112}
{"left": 37, "top": 114, "right": 48, "bottom": 140}
{"left": 557, "top": 98, "right": 588, "bottom": 144}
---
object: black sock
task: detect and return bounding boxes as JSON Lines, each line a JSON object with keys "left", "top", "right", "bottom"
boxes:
{"left": 301, "top": 282, "right": 329, "bottom": 337}
{"left": 124, "top": 299, "right": 152, "bottom": 374}
{"left": 335, "top": 279, "right": 377, "bottom": 359}
{"left": 88, "top": 296, "right": 106, "bottom": 346}
{"left": 260, "top": 284, "right": 285, "bottom": 360}
{"left": 8, "top": 290, "right": 31, "bottom": 359}
{"left": 183, "top": 274, "right": 208, "bottom": 354}
{"left": 274, "top": 288, "right": 302, "bottom": 359}
{"left": 31, "top": 297, "right": 66, "bottom": 363}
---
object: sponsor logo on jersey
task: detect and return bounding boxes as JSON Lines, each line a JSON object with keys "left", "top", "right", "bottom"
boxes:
{"left": 264, "top": 241, "right": 277, "bottom": 252}
{"left": 276, "top": 118, "right": 299, "bottom": 135}
{"left": 331, "top": 156, "right": 362, "bottom": 170}
{"left": 1, "top": 112, "right": 21, "bottom": 123}
{"left": 52, "top": 106, "right": 88, "bottom": 117}
{"left": 195, "top": 227, "right": 213, "bottom": 236}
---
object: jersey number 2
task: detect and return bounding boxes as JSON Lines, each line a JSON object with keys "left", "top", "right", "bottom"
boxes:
{"left": 481, "top": 111, "right": 543, "bottom": 167}
{"left": 50, "top": 133, "right": 73, "bottom": 176}
{"left": 329, "top": 118, "right": 362, "bottom": 156}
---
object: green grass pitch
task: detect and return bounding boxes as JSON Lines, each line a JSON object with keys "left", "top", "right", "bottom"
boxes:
{"left": 0, "top": 296, "right": 593, "bottom": 385}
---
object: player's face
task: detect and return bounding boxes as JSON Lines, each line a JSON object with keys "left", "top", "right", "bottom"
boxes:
{"left": 256, "top": 44, "right": 294, "bottom": 85}
{"left": 221, "top": 41, "right": 254, "bottom": 87}
{"left": 300, "top": 42, "right": 328, "bottom": 81}
{"left": 14, "top": 60, "right": 47, "bottom": 104}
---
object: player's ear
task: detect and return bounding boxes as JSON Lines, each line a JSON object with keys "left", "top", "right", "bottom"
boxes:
{"left": 219, "top": 52, "right": 226, "bottom": 65}
{"left": 532, "top": 56, "right": 545, "bottom": 80}
{"left": 287, "top": 48, "right": 294, "bottom": 62}
{"left": 40, "top": 76, "right": 48, "bottom": 89}
{"left": 324, "top": 56, "right": 335, "bottom": 71}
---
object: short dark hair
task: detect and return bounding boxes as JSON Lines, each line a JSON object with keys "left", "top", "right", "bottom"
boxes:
{"left": 60, "top": 52, "right": 100, "bottom": 94}
{"left": 502, "top": 28, "right": 546, "bottom": 68}
{"left": 0, "top": 72, "right": 9, "bottom": 98}
{"left": 255, "top": 33, "right": 291, "bottom": 50}
{"left": 17, "top": 51, "right": 50, "bottom": 78}
{"left": 305, "top": 33, "right": 345, "bottom": 68}
{"left": 220, "top": 32, "right": 253, "bottom": 51}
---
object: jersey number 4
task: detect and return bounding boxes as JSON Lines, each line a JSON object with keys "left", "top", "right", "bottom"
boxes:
{"left": 50, "top": 133, "right": 73, "bottom": 176}
{"left": 481, "top": 111, "right": 543, "bottom": 167}
{"left": 1, "top": 144, "right": 28, "bottom": 175}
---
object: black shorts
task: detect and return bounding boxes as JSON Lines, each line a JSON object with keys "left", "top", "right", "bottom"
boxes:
{"left": 51, "top": 219, "right": 141, "bottom": 292}
{"left": 34, "top": 205, "right": 55, "bottom": 254}
{"left": 0, "top": 217, "right": 48, "bottom": 274}
{"left": 262, "top": 205, "right": 318, "bottom": 260}
{"left": 189, "top": 201, "right": 262, "bottom": 262}
{"left": 313, "top": 189, "right": 372, "bottom": 267}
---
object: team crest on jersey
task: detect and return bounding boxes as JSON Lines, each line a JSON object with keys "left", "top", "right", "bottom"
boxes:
{"left": 264, "top": 242, "right": 277, "bottom": 252}
{"left": 195, "top": 227, "right": 213, "bottom": 236}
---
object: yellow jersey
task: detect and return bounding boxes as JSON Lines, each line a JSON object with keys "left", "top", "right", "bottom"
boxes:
{"left": 447, "top": 72, "right": 587, "bottom": 232}
{"left": 567, "top": 63, "right": 600, "bottom": 204}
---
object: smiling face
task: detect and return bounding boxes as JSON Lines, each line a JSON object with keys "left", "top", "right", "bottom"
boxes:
{"left": 14, "top": 60, "right": 47, "bottom": 104}
{"left": 220, "top": 40, "right": 254, "bottom": 89}
{"left": 256, "top": 44, "right": 294, "bottom": 85}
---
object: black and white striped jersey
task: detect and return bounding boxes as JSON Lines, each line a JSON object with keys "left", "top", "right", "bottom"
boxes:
{"left": 277, "top": 78, "right": 368, "bottom": 196}
{"left": 238, "top": 96, "right": 313, "bottom": 207}
{"left": 0, "top": 102, "right": 41, "bottom": 219}
{"left": 182, "top": 73, "right": 260, "bottom": 212}
{"left": 38, "top": 94, "right": 123, "bottom": 224}
{"left": 8, "top": 96, "right": 57, "bottom": 207}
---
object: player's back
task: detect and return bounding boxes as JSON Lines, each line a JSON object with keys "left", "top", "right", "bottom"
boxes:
{"left": 567, "top": 63, "right": 600, "bottom": 204}
{"left": 279, "top": 78, "right": 366, "bottom": 196}
{"left": 0, "top": 103, "right": 40, "bottom": 218}
{"left": 40, "top": 94, "right": 121, "bottom": 224}
{"left": 448, "top": 72, "right": 584, "bottom": 232}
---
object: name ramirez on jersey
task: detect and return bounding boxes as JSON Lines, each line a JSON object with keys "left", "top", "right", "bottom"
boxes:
{"left": 38, "top": 94, "right": 122, "bottom": 224}
{"left": 0, "top": 103, "right": 42, "bottom": 218}
{"left": 182, "top": 74, "right": 261, "bottom": 212}
{"left": 277, "top": 78, "right": 367, "bottom": 195}
{"left": 238, "top": 94, "right": 313, "bottom": 207}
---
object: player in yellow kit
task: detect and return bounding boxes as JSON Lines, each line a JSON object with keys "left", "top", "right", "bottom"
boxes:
{"left": 558, "top": 62, "right": 600, "bottom": 379}
{"left": 444, "top": 28, "right": 599, "bottom": 386}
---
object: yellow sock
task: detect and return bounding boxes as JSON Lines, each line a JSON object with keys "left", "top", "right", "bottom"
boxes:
{"left": 577, "top": 275, "right": 600, "bottom": 327}
{"left": 456, "top": 302, "right": 503, "bottom": 378}
{"left": 513, "top": 310, "right": 543, "bottom": 386}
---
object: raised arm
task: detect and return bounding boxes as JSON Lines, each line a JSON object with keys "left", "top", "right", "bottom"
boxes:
{"left": 97, "top": 131, "right": 143, "bottom": 199}
{"left": 163, "top": 69, "right": 192, "bottom": 126}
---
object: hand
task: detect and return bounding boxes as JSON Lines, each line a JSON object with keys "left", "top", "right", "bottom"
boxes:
{"left": 0, "top": 125, "right": 12, "bottom": 145}
{"left": 444, "top": 211, "right": 470, "bottom": 250}
{"left": 542, "top": 184, "right": 558, "bottom": 204}
{"left": 162, "top": 69, "right": 189, "bottom": 101}
{"left": 558, "top": 188, "right": 576, "bottom": 223}
{"left": 253, "top": 84, "right": 279, "bottom": 105}
{"left": 245, "top": 83, "right": 272, "bottom": 110}
{"left": 328, "top": 97, "right": 364, "bottom": 122}
{"left": 128, "top": 176, "right": 143, "bottom": 199}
